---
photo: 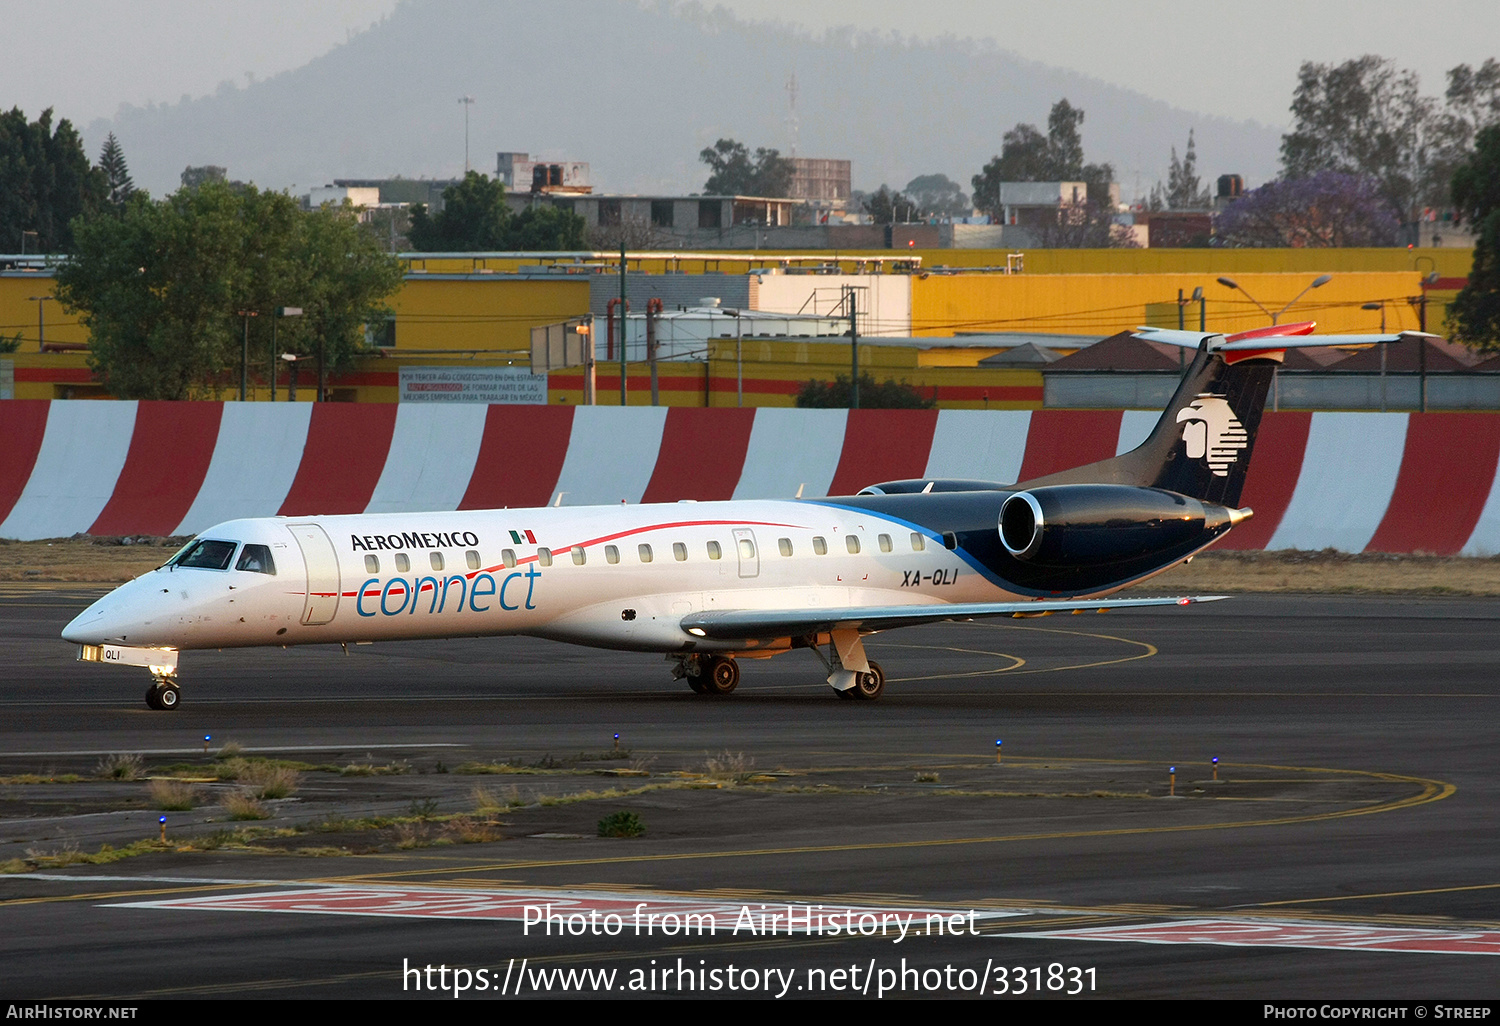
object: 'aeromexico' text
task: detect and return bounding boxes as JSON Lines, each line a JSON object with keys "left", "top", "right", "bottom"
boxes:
{"left": 351, "top": 530, "right": 481, "bottom": 552}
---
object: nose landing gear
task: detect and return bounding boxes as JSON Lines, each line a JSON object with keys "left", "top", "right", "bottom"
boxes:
{"left": 673, "top": 654, "right": 740, "bottom": 695}
{"left": 145, "top": 678, "right": 181, "bottom": 710}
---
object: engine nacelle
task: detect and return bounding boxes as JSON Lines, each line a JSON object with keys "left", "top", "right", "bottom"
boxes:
{"left": 999, "top": 484, "right": 1234, "bottom": 566}
{"left": 858, "top": 478, "right": 1009, "bottom": 496}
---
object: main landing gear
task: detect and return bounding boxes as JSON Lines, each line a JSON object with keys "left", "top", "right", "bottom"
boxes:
{"left": 145, "top": 678, "right": 181, "bottom": 710}
{"left": 835, "top": 661, "right": 885, "bottom": 701}
{"left": 678, "top": 654, "right": 740, "bottom": 695}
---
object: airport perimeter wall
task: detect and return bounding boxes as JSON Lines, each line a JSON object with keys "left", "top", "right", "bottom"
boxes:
{"left": 1, "top": 401, "right": 1496, "bottom": 555}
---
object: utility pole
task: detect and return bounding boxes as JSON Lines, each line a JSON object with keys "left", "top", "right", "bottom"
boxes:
{"left": 238, "top": 310, "right": 258, "bottom": 401}
{"left": 844, "top": 285, "right": 865, "bottom": 409}
{"left": 458, "top": 96, "right": 475, "bottom": 173}
{"left": 27, "top": 296, "right": 52, "bottom": 352}
{"left": 619, "top": 242, "right": 628, "bottom": 406}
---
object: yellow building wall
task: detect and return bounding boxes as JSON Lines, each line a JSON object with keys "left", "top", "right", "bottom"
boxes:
{"left": 911, "top": 271, "right": 1445, "bottom": 338}
{"left": 389, "top": 275, "right": 590, "bottom": 353}
{"left": 0, "top": 275, "right": 88, "bottom": 351}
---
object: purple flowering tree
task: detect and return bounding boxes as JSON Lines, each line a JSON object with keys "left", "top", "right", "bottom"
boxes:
{"left": 1214, "top": 172, "right": 1401, "bottom": 247}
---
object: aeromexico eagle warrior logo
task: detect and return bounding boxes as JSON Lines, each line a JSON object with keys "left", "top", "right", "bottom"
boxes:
{"left": 1175, "top": 395, "right": 1248, "bottom": 477}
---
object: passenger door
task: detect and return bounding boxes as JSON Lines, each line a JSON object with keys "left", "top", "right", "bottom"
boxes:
{"left": 287, "top": 523, "right": 341, "bottom": 625}
{"left": 733, "top": 528, "right": 759, "bottom": 579}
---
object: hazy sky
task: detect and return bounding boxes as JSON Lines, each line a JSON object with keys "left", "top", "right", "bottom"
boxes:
{"left": 3, "top": 0, "right": 1496, "bottom": 130}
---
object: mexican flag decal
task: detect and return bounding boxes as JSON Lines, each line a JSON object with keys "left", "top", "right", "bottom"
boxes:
{"left": 509, "top": 529, "right": 537, "bottom": 545}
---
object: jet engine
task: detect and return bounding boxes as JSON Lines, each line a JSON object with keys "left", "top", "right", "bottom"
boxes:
{"left": 999, "top": 484, "right": 1237, "bottom": 566}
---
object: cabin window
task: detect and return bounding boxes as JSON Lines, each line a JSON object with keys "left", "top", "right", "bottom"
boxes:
{"left": 639, "top": 543, "right": 653, "bottom": 563}
{"left": 235, "top": 544, "right": 276, "bottom": 575}
{"left": 394, "top": 553, "right": 411, "bottom": 573}
{"left": 943, "top": 531, "right": 958, "bottom": 550}
{"left": 846, "top": 536, "right": 861, "bottom": 554}
{"left": 778, "top": 538, "right": 793, "bottom": 557}
{"left": 605, "top": 544, "right": 620, "bottom": 564}
{"left": 537, "top": 547, "right": 553, "bottom": 567}
{"left": 878, "top": 534, "right": 892, "bottom": 553}
{"left": 430, "top": 552, "right": 445, "bottom": 572}
{"left": 364, "top": 554, "right": 380, "bottom": 574}
{"left": 738, "top": 537, "right": 755, "bottom": 560}
{"left": 911, "top": 533, "right": 926, "bottom": 552}
{"left": 500, "top": 548, "right": 516, "bottom": 569}
{"left": 571, "top": 546, "right": 586, "bottom": 566}
{"left": 673, "top": 542, "right": 688, "bottom": 561}
{"left": 175, "top": 539, "right": 237, "bottom": 570}
{"left": 707, "top": 541, "right": 722, "bottom": 560}
{"left": 812, "top": 536, "right": 827, "bottom": 555}
{"left": 467, "top": 550, "right": 481, "bottom": 570}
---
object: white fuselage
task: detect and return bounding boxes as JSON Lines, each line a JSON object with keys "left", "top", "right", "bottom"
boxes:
{"left": 62, "top": 500, "right": 1018, "bottom": 656}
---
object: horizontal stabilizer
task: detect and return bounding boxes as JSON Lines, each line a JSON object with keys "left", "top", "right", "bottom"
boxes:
{"left": 680, "top": 595, "right": 1227, "bottom": 641}
{"left": 1133, "top": 326, "right": 1438, "bottom": 351}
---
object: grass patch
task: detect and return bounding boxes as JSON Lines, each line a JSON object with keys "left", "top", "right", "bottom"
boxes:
{"left": 0, "top": 773, "right": 85, "bottom": 785}
{"left": 913, "top": 771, "right": 942, "bottom": 783}
{"left": 147, "top": 778, "right": 197, "bottom": 811}
{"left": 442, "top": 815, "right": 502, "bottom": 844}
{"left": 597, "top": 811, "right": 646, "bottom": 838}
{"left": 702, "top": 750, "right": 757, "bottom": 786}
{"left": 223, "top": 790, "right": 271, "bottom": 820}
{"left": 95, "top": 753, "right": 144, "bottom": 781}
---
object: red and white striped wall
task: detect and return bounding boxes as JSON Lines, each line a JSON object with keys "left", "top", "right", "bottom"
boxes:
{"left": 1, "top": 400, "right": 1496, "bottom": 554}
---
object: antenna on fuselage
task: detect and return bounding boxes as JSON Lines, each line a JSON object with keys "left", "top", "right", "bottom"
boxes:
{"left": 795, "top": 483, "right": 805, "bottom": 499}
{"left": 551, "top": 492, "right": 565, "bottom": 507}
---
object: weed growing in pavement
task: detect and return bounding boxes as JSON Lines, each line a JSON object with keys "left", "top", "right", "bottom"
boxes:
{"left": 95, "top": 753, "right": 143, "bottom": 781}
{"left": 597, "top": 811, "right": 646, "bottom": 837}
{"left": 147, "top": 779, "right": 197, "bottom": 810}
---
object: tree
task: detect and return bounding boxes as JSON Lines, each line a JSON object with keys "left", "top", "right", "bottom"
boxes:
{"left": 0, "top": 107, "right": 106, "bottom": 253}
{"left": 1448, "top": 125, "right": 1500, "bottom": 350}
{"left": 1150, "top": 129, "right": 1211, "bottom": 210}
{"left": 862, "top": 185, "right": 920, "bottom": 224}
{"left": 1214, "top": 172, "right": 1399, "bottom": 248}
{"left": 98, "top": 134, "right": 135, "bottom": 209}
{"left": 972, "top": 99, "right": 1116, "bottom": 217}
{"left": 1280, "top": 56, "right": 1444, "bottom": 237}
{"left": 698, "top": 139, "right": 795, "bottom": 196}
{"left": 904, "top": 174, "right": 970, "bottom": 218}
{"left": 55, "top": 181, "right": 403, "bottom": 399}
{"left": 180, "top": 165, "right": 228, "bottom": 191}
{"left": 407, "top": 171, "right": 585, "bottom": 251}
{"left": 795, "top": 373, "right": 937, "bottom": 410}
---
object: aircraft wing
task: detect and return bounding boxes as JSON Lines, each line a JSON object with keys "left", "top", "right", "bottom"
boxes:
{"left": 680, "top": 594, "right": 1227, "bottom": 641}
{"left": 1132, "top": 326, "right": 1438, "bottom": 350}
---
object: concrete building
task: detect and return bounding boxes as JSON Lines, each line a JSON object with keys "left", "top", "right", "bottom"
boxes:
{"left": 787, "top": 158, "right": 852, "bottom": 205}
{"left": 496, "top": 152, "right": 592, "bottom": 194}
{"left": 508, "top": 192, "right": 795, "bottom": 233}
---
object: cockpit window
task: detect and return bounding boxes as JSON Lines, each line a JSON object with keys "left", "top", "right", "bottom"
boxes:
{"left": 174, "top": 539, "right": 237, "bottom": 570}
{"left": 235, "top": 544, "right": 276, "bottom": 575}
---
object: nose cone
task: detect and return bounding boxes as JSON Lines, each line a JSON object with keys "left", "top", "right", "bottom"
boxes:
{"left": 62, "top": 575, "right": 162, "bottom": 646}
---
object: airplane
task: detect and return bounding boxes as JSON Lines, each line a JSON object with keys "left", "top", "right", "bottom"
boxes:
{"left": 62, "top": 323, "right": 1424, "bottom": 709}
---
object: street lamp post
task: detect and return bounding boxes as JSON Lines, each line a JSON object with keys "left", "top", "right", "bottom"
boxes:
{"left": 26, "top": 296, "right": 53, "bottom": 352}
{"left": 280, "top": 353, "right": 309, "bottom": 401}
{"left": 1217, "top": 275, "right": 1332, "bottom": 413}
{"left": 270, "top": 306, "right": 303, "bottom": 401}
{"left": 1361, "top": 301, "right": 1387, "bottom": 412}
{"left": 20, "top": 231, "right": 38, "bottom": 256}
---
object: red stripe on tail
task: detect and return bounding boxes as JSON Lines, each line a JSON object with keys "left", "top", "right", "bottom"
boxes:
{"left": 89, "top": 402, "right": 223, "bottom": 536}
{"left": 277, "top": 405, "right": 398, "bottom": 516}
{"left": 1365, "top": 413, "right": 1500, "bottom": 554}
{"left": 640, "top": 407, "right": 756, "bottom": 502}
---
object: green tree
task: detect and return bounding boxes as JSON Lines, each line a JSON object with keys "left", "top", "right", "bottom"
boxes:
{"left": 0, "top": 107, "right": 106, "bottom": 253}
{"left": 795, "top": 374, "right": 936, "bottom": 409}
{"left": 971, "top": 99, "right": 1116, "bottom": 217}
{"left": 862, "top": 185, "right": 920, "bottom": 224}
{"left": 407, "top": 171, "right": 585, "bottom": 251}
{"left": 55, "top": 181, "right": 403, "bottom": 399}
{"left": 1150, "top": 129, "right": 1211, "bottom": 210}
{"left": 698, "top": 139, "right": 795, "bottom": 196}
{"left": 904, "top": 174, "right": 970, "bottom": 218}
{"left": 180, "top": 165, "right": 228, "bottom": 191}
{"left": 1448, "top": 125, "right": 1500, "bottom": 350}
{"left": 98, "top": 133, "right": 135, "bottom": 209}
